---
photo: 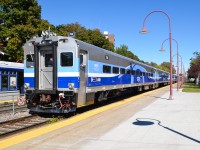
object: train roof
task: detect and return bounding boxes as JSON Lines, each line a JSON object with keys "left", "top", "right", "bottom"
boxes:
{"left": 74, "top": 38, "right": 169, "bottom": 74}
{"left": 24, "top": 35, "right": 169, "bottom": 74}
{"left": 0, "top": 61, "right": 24, "bottom": 70}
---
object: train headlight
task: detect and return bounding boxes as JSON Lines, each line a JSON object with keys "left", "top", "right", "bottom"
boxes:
{"left": 68, "top": 83, "right": 74, "bottom": 90}
{"left": 24, "top": 83, "right": 30, "bottom": 89}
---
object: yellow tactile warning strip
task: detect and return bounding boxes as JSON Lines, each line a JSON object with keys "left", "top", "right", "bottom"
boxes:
{"left": 0, "top": 86, "right": 168, "bottom": 149}
{"left": 0, "top": 100, "right": 17, "bottom": 104}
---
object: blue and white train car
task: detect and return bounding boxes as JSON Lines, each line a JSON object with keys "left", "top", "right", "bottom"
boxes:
{"left": 0, "top": 61, "right": 24, "bottom": 100}
{"left": 23, "top": 33, "right": 169, "bottom": 114}
{"left": 0, "top": 61, "right": 24, "bottom": 92}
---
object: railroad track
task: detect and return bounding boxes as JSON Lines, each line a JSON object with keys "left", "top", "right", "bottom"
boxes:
{"left": 0, "top": 86, "right": 167, "bottom": 137}
{"left": 0, "top": 115, "right": 50, "bottom": 136}
{"left": 0, "top": 102, "right": 27, "bottom": 113}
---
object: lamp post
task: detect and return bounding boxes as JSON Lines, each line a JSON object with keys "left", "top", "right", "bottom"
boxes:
{"left": 174, "top": 54, "right": 183, "bottom": 88}
{"left": 140, "top": 10, "right": 173, "bottom": 100}
{"left": 182, "top": 64, "right": 185, "bottom": 84}
{"left": 160, "top": 38, "right": 179, "bottom": 91}
{"left": 173, "top": 54, "right": 183, "bottom": 89}
{"left": 178, "top": 55, "right": 183, "bottom": 87}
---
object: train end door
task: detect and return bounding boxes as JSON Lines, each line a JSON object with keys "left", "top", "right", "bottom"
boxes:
{"left": 34, "top": 44, "right": 57, "bottom": 92}
{"left": 77, "top": 50, "right": 88, "bottom": 106}
{"left": 39, "top": 51, "right": 53, "bottom": 89}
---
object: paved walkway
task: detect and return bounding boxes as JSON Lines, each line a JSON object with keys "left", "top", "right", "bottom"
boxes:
{"left": 82, "top": 89, "right": 200, "bottom": 150}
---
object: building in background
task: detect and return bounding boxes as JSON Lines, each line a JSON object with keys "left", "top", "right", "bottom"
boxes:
{"left": 103, "top": 31, "right": 115, "bottom": 45}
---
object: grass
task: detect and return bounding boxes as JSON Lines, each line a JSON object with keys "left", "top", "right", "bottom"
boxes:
{"left": 47, "top": 117, "right": 64, "bottom": 124}
{"left": 182, "top": 83, "right": 200, "bottom": 92}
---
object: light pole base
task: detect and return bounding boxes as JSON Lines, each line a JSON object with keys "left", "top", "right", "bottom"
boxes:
{"left": 168, "top": 95, "right": 173, "bottom": 100}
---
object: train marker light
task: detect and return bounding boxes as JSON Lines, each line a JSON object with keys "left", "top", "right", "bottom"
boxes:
{"left": 24, "top": 83, "right": 30, "bottom": 89}
{"left": 68, "top": 83, "right": 74, "bottom": 90}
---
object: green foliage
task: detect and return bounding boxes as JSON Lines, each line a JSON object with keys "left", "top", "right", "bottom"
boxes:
{"left": 159, "top": 62, "right": 176, "bottom": 73}
{"left": 56, "top": 23, "right": 114, "bottom": 52}
{"left": 47, "top": 117, "right": 60, "bottom": 124}
{"left": 188, "top": 51, "right": 200, "bottom": 79}
{"left": 115, "top": 45, "right": 140, "bottom": 61}
{"left": 0, "top": 0, "right": 53, "bottom": 62}
{"left": 149, "top": 62, "right": 159, "bottom": 68}
{"left": 182, "top": 83, "right": 200, "bottom": 92}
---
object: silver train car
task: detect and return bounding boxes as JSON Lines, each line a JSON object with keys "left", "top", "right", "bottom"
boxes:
{"left": 23, "top": 32, "right": 170, "bottom": 114}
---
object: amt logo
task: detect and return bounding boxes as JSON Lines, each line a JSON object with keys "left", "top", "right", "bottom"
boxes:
{"left": 137, "top": 77, "right": 140, "bottom": 82}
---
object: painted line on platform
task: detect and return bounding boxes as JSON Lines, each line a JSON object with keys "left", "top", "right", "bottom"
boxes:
{"left": 0, "top": 86, "right": 169, "bottom": 149}
{"left": 0, "top": 100, "right": 17, "bottom": 104}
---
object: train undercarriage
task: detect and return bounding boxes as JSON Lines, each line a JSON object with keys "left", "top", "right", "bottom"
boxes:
{"left": 26, "top": 90, "right": 77, "bottom": 114}
{"left": 25, "top": 82, "right": 168, "bottom": 115}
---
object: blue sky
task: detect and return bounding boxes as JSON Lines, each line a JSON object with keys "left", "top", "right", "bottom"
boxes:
{"left": 38, "top": 0, "right": 200, "bottom": 72}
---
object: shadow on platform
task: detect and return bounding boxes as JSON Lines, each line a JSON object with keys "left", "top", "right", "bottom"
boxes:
{"left": 133, "top": 118, "right": 200, "bottom": 144}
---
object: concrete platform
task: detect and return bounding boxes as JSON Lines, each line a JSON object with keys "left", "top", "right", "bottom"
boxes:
{"left": 1, "top": 86, "right": 200, "bottom": 150}
{"left": 0, "top": 91, "right": 20, "bottom": 101}
{"left": 83, "top": 90, "right": 200, "bottom": 150}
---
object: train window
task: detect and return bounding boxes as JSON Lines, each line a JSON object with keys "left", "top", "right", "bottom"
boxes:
{"left": 126, "top": 69, "right": 131, "bottom": 74}
{"left": 61, "top": 52, "right": 73, "bottom": 66}
{"left": 103, "top": 65, "right": 111, "bottom": 73}
{"left": 80, "top": 52, "right": 87, "bottom": 67}
{"left": 45, "top": 54, "right": 53, "bottom": 67}
{"left": 120, "top": 68, "right": 125, "bottom": 74}
{"left": 151, "top": 73, "right": 153, "bottom": 77}
{"left": 10, "top": 71, "right": 16, "bottom": 74}
{"left": 26, "top": 54, "right": 34, "bottom": 68}
{"left": 2, "top": 71, "right": 8, "bottom": 74}
{"left": 132, "top": 70, "right": 136, "bottom": 75}
{"left": 27, "top": 54, "right": 34, "bottom": 62}
{"left": 113, "top": 67, "right": 119, "bottom": 74}
{"left": 2, "top": 75, "right": 8, "bottom": 91}
{"left": 136, "top": 70, "right": 140, "bottom": 76}
{"left": 142, "top": 72, "right": 145, "bottom": 76}
{"left": 140, "top": 72, "right": 143, "bottom": 76}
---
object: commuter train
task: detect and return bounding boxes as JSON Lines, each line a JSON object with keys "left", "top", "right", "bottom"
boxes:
{"left": 23, "top": 31, "right": 171, "bottom": 114}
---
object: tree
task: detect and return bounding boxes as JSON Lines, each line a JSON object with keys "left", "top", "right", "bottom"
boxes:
{"left": 149, "top": 62, "right": 159, "bottom": 68}
{"left": 0, "top": 0, "right": 51, "bottom": 62}
{"left": 115, "top": 45, "right": 140, "bottom": 61}
{"left": 56, "top": 22, "right": 89, "bottom": 40}
{"left": 188, "top": 51, "right": 200, "bottom": 84}
{"left": 160, "top": 62, "right": 176, "bottom": 73}
{"left": 56, "top": 23, "right": 114, "bottom": 51}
